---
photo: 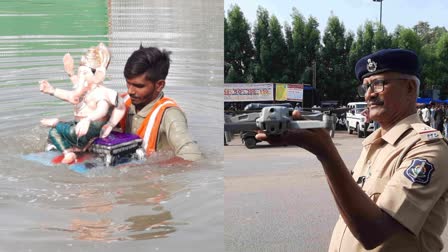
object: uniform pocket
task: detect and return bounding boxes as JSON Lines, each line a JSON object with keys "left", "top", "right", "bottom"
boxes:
{"left": 363, "top": 177, "right": 389, "bottom": 202}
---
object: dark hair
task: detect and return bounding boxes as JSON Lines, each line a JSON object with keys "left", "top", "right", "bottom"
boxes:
{"left": 124, "top": 45, "right": 171, "bottom": 82}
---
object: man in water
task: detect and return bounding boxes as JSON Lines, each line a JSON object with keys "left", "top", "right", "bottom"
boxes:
{"left": 118, "top": 46, "right": 202, "bottom": 162}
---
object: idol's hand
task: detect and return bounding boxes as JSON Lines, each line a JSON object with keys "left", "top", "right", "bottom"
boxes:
{"left": 100, "top": 123, "right": 113, "bottom": 138}
{"left": 98, "top": 42, "right": 111, "bottom": 68}
{"left": 40, "top": 118, "right": 59, "bottom": 127}
{"left": 75, "top": 118, "right": 91, "bottom": 138}
{"left": 63, "top": 53, "right": 75, "bottom": 77}
{"left": 39, "top": 80, "right": 55, "bottom": 95}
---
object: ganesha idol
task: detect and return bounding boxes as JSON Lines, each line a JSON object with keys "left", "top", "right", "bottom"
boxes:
{"left": 38, "top": 43, "right": 131, "bottom": 164}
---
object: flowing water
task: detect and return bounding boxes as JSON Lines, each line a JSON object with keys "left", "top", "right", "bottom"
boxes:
{"left": 0, "top": 0, "right": 223, "bottom": 251}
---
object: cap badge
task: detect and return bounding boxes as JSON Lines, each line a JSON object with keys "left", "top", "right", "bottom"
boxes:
{"left": 367, "top": 58, "right": 377, "bottom": 72}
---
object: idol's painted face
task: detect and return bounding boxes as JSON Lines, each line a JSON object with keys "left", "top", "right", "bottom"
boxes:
{"left": 126, "top": 74, "right": 165, "bottom": 108}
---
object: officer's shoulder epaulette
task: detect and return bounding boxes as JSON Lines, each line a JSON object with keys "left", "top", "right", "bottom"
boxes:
{"left": 410, "top": 123, "right": 443, "bottom": 142}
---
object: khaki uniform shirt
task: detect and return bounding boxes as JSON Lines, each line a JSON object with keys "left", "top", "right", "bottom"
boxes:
{"left": 329, "top": 114, "right": 448, "bottom": 252}
{"left": 125, "top": 92, "right": 203, "bottom": 161}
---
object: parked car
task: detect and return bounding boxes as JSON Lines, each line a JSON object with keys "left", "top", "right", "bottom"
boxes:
{"left": 345, "top": 102, "right": 374, "bottom": 138}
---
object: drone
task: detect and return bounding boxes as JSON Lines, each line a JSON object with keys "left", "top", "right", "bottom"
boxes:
{"left": 224, "top": 105, "right": 349, "bottom": 148}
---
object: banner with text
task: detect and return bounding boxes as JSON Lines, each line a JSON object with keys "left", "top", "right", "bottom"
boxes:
{"left": 275, "top": 83, "right": 288, "bottom": 101}
{"left": 224, "top": 83, "right": 274, "bottom": 102}
{"left": 286, "top": 84, "right": 304, "bottom": 101}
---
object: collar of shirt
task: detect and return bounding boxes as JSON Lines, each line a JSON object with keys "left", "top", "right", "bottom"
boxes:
{"left": 362, "top": 113, "right": 420, "bottom": 147}
{"left": 128, "top": 92, "right": 164, "bottom": 118}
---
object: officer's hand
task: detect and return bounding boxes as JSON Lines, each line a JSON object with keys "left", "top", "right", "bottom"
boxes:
{"left": 255, "top": 110, "right": 333, "bottom": 158}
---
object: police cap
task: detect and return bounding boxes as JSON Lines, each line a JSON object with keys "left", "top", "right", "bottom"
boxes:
{"left": 355, "top": 49, "right": 420, "bottom": 81}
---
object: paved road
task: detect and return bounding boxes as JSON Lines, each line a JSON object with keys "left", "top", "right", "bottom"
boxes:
{"left": 225, "top": 131, "right": 448, "bottom": 252}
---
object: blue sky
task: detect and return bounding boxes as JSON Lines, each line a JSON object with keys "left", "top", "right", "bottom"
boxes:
{"left": 224, "top": 0, "right": 448, "bottom": 35}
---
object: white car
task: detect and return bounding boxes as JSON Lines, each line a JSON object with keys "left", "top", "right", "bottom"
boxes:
{"left": 346, "top": 102, "right": 375, "bottom": 138}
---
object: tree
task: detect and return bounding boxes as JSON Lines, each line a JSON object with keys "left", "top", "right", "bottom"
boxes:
{"left": 393, "top": 28, "right": 422, "bottom": 54}
{"left": 224, "top": 5, "right": 448, "bottom": 102}
{"left": 349, "top": 21, "right": 376, "bottom": 72}
{"left": 291, "top": 8, "right": 307, "bottom": 82}
{"left": 413, "top": 21, "right": 432, "bottom": 44}
{"left": 225, "top": 5, "right": 254, "bottom": 83}
{"left": 374, "top": 23, "right": 391, "bottom": 50}
{"left": 432, "top": 26, "right": 448, "bottom": 43}
{"left": 225, "top": 65, "right": 241, "bottom": 83}
{"left": 268, "top": 15, "right": 288, "bottom": 82}
{"left": 253, "top": 7, "right": 271, "bottom": 82}
{"left": 435, "top": 33, "right": 448, "bottom": 89}
{"left": 302, "top": 16, "right": 320, "bottom": 78}
{"left": 284, "top": 23, "right": 295, "bottom": 82}
{"left": 320, "top": 15, "right": 354, "bottom": 102}
{"left": 224, "top": 17, "right": 229, "bottom": 77}
{"left": 416, "top": 22, "right": 439, "bottom": 92}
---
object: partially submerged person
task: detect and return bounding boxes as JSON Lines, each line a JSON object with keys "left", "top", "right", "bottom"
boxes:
{"left": 118, "top": 45, "right": 203, "bottom": 162}
{"left": 39, "top": 43, "right": 125, "bottom": 164}
{"left": 258, "top": 49, "right": 448, "bottom": 251}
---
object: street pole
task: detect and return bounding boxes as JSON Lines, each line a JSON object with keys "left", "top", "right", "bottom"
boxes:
{"left": 373, "top": 0, "right": 383, "bottom": 27}
{"left": 380, "top": 0, "right": 382, "bottom": 27}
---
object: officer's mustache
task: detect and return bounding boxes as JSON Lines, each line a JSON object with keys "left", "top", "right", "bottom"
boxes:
{"left": 368, "top": 99, "right": 384, "bottom": 107}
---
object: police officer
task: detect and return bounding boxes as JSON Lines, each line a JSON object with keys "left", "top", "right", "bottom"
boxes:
{"left": 257, "top": 49, "right": 448, "bottom": 251}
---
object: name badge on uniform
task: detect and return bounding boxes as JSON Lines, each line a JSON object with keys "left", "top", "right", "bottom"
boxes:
{"left": 404, "top": 158, "right": 435, "bottom": 185}
{"left": 419, "top": 129, "right": 442, "bottom": 141}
